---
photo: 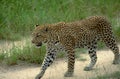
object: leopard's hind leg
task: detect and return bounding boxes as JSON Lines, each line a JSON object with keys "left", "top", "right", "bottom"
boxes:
{"left": 100, "top": 26, "right": 120, "bottom": 64}
{"left": 102, "top": 35, "right": 120, "bottom": 64}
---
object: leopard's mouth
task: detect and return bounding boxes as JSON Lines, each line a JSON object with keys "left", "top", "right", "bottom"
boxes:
{"left": 36, "top": 42, "right": 42, "bottom": 47}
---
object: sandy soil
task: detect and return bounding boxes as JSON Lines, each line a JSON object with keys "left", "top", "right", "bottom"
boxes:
{"left": 0, "top": 47, "right": 120, "bottom": 79}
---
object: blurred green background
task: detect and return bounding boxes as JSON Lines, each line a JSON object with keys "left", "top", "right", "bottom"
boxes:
{"left": 0, "top": 0, "right": 120, "bottom": 40}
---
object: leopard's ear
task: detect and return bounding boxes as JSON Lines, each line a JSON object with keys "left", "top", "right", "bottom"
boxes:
{"left": 45, "top": 27, "right": 48, "bottom": 32}
{"left": 35, "top": 24, "right": 39, "bottom": 27}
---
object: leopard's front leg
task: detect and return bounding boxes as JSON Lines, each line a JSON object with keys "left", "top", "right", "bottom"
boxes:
{"left": 64, "top": 48, "right": 75, "bottom": 77}
{"left": 60, "top": 35, "right": 75, "bottom": 77}
{"left": 35, "top": 45, "right": 57, "bottom": 79}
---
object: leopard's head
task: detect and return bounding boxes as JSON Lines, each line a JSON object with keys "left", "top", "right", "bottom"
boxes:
{"left": 32, "top": 22, "right": 65, "bottom": 47}
{"left": 31, "top": 24, "right": 50, "bottom": 47}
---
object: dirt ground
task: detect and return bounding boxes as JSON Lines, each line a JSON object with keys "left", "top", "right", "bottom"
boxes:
{"left": 0, "top": 46, "right": 120, "bottom": 79}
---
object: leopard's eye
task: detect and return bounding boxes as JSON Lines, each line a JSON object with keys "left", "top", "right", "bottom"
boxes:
{"left": 36, "top": 33, "right": 41, "bottom": 37}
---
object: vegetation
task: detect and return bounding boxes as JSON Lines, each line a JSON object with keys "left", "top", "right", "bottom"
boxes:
{"left": 0, "top": 53, "right": 5, "bottom": 62}
{"left": 0, "top": 41, "right": 46, "bottom": 65}
{"left": 0, "top": 0, "right": 120, "bottom": 40}
{"left": 92, "top": 71, "right": 120, "bottom": 79}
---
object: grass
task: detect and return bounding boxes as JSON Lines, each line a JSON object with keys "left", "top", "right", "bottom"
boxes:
{"left": 0, "top": 0, "right": 120, "bottom": 40}
{"left": 0, "top": 41, "right": 46, "bottom": 65}
{"left": 92, "top": 71, "right": 120, "bottom": 79}
{"left": 114, "top": 27, "right": 120, "bottom": 41}
{"left": 0, "top": 53, "right": 5, "bottom": 62}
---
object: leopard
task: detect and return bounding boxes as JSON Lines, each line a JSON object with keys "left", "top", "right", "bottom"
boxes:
{"left": 32, "top": 16, "right": 120, "bottom": 79}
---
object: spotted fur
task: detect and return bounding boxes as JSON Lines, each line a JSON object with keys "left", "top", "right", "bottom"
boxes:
{"left": 32, "top": 16, "right": 120, "bottom": 79}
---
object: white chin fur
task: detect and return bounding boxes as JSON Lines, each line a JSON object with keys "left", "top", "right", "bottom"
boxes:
{"left": 36, "top": 46, "right": 41, "bottom": 48}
